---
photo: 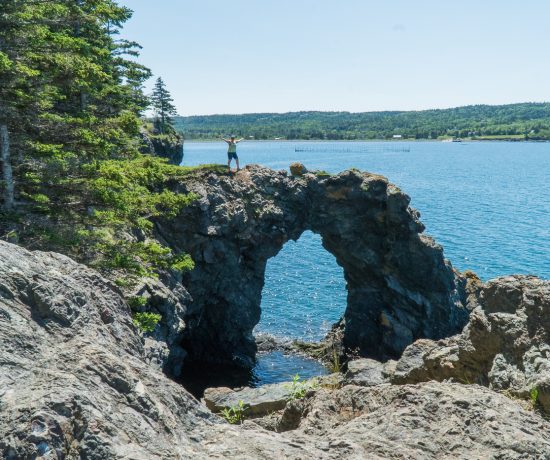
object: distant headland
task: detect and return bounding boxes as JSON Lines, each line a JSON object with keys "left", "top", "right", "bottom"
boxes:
{"left": 174, "top": 102, "right": 550, "bottom": 141}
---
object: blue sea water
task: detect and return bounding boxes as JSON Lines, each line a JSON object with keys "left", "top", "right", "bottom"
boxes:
{"left": 180, "top": 141, "right": 550, "bottom": 385}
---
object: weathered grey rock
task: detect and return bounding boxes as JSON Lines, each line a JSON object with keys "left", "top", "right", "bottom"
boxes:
{"left": 156, "top": 164, "right": 470, "bottom": 369}
{"left": 255, "top": 333, "right": 294, "bottom": 353}
{"left": 392, "top": 275, "right": 550, "bottom": 412}
{"left": 276, "top": 398, "right": 306, "bottom": 432}
{"left": 131, "top": 275, "right": 192, "bottom": 376}
{"left": 345, "top": 358, "right": 396, "bottom": 386}
{"left": 285, "top": 382, "right": 550, "bottom": 459}
{"left": 0, "top": 241, "right": 326, "bottom": 459}
{"left": 1, "top": 240, "right": 550, "bottom": 458}
{"left": 204, "top": 382, "right": 294, "bottom": 417}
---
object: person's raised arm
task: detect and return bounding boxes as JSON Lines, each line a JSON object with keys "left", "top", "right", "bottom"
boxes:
{"left": 236, "top": 138, "right": 245, "bottom": 143}
{"left": 221, "top": 137, "right": 229, "bottom": 143}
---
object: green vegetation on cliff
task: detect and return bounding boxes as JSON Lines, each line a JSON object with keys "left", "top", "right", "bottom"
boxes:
{"left": 173, "top": 103, "right": 550, "bottom": 140}
{"left": 0, "top": 0, "right": 191, "bottom": 283}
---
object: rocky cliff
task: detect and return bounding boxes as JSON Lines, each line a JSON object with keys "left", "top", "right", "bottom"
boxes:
{"left": 0, "top": 241, "right": 325, "bottom": 458}
{"left": 140, "top": 127, "right": 184, "bottom": 165}
{"left": 391, "top": 274, "right": 550, "bottom": 412}
{"left": 1, "top": 240, "right": 549, "bottom": 458}
{"left": 155, "top": 165, "right": 470, "bottom": 370}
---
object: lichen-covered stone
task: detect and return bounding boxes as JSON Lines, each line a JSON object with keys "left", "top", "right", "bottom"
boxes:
{"left": 289, "top": 162, "right": 308, "bottom": 176}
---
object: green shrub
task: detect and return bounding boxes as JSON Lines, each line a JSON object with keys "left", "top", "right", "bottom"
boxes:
{"left": 133, "top": 312, "right": 162, "bottom": 333}
{"left": 220, "top": 400, "right": 248, "bottom": 425}
{"left": 128, "top": 296, "right": 148, "bottom": 310}
{"left": 170, "top": 253, "right": 195, "bottom": 272}
{"left": 530, "top": 387, "right": 539, "bottom": 406}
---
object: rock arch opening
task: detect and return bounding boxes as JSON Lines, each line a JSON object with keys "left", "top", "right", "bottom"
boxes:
{"left": 255, "top": 230, "right": 346, "bottom": 343}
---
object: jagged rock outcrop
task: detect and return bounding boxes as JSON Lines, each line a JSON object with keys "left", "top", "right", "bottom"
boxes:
{"left": 272, "top": 382, "right": 550, "bottom": 458}
{"left": 139, "top": 127, "right": 184, "bottom": 165}
{"left": 206, "top": 380, "right": 550, "bottom": 457}
{"left": 391, "top": 275, "right": 550, "bottom": 412}
{"left": 0, "top": 241, "right": 320, "bottom": 458}
{"left": 156, "top": 164, "right": 470, "bottom": 369}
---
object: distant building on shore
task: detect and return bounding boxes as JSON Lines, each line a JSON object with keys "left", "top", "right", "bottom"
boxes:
{"left": 392, "top": 134, "right": 403, "bottom": 139}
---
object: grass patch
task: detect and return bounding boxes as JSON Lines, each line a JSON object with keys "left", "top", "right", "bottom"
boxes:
{"left": 183, "top": 164, "right": 231, "bottom": 176}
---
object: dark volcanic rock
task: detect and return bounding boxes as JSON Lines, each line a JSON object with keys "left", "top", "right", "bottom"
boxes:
{"left": 139, "top": 127, "right": 184, "bottom": 165}
{"left": 156, "top": 165, "right": 470, "bottom": 369}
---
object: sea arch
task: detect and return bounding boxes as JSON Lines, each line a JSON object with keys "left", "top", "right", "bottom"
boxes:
{"left": 157, "top": 165, "right": 469, "bottom": 369}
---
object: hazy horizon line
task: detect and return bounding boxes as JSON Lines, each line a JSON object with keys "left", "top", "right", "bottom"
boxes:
{"left": 174, "top": 100, "right": 550, "bottom": 118}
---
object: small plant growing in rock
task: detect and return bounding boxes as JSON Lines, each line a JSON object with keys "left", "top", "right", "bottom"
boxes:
{"left": 132, "top": 312, "right": 162, "bottom": 333}
{"left": 128, "top": 296, "right": 148, "bottom": 310}
{"left": 220, "top": 400, "right": 248, "bottom": 425}
{"left": 286, "top": 374, "right": 318, "bottom": 401}
{"left": 329, "top": 349, "right": 342, "bottom": 374}
{"left": 530, "top": 387, "right": 539, "bottom": 407}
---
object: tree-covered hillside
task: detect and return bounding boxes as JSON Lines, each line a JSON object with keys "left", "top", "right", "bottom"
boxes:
{"left": 174, "top": 103, "right": 550, "bottom": 140}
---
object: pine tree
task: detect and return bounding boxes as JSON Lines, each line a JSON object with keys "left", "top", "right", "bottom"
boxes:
{"left": 0, "top": 0, "right": 152, "bottom": 212}
{"left": 0, "top": 1, "right": 194, "bottom": 282}
{"left": 150, "top": 77, "right": 178, "bottom": 134}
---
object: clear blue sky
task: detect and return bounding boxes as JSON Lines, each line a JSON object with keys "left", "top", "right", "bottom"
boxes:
{"left": 121, "top": 0, "right": 550, "bottom": 115}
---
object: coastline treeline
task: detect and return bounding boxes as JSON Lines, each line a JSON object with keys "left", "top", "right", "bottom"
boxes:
{"left": 174, "top": 103, "right": 550, "bottom": 140}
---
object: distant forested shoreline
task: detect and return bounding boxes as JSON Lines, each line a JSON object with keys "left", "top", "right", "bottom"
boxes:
{"left": 173, "top": 103, "right": 550, "bottom": 141}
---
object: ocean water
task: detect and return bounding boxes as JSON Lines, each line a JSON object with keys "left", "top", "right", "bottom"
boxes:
{"left": 180, "top": 141, "right": 550, "bottom": 385}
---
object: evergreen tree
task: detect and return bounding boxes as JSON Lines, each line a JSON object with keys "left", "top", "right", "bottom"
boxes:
{"left": 0, "top": 0, "right": 152, "bottom": 211}
{"left": 0, "top": 1, "right": 195, "bottom": 283}
{"left": 150, "top": 77, "right": 178, "bottom": 134}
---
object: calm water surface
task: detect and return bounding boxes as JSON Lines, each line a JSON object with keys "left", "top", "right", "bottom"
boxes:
{"left": 181, "top": 141, "right": 550, "bottom": 385}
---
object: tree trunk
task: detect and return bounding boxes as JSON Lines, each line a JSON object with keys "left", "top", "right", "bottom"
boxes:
{"left": 0, "top": 124, "right": 15, "bottom": 211}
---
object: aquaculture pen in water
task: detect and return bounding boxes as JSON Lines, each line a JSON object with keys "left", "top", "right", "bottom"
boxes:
{"left": 294, "top": 145, "right": 411, "bottom": 153}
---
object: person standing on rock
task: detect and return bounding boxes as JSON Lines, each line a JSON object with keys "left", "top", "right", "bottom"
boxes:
{"left": 221, "top": 135, "right": 244, "bottom": 172}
